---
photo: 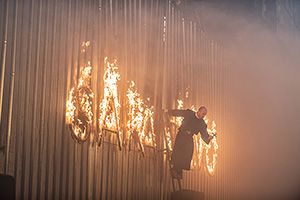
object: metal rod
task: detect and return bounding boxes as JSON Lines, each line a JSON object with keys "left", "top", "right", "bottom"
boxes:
{"left": 21, "top": 0, "right": 35, "bottom": 197}
{"left": 0, "top": 0, "right": 9, "bottom": 136}
{"left": 62, "top": 0, "right": 73, "bottom": 198}
{"left": 36, "top": 0, "right": 51, "bottom": 197}
{"left": 28, "top": 0, "right": 43, "bottom": 198}
{"left": 4, "top": 0, "right": 16, "bottom": 175}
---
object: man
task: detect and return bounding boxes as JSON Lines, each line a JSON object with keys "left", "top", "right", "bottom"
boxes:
{"left": 164, "top": 106, "right": 213, "bottom": 179}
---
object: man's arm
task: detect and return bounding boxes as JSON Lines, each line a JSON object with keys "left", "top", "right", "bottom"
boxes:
{"left": 163, "top": 109, "right": 187, "bottom": 117}
{"left": 199, "top": 120, "right": 212, "bottom": 144}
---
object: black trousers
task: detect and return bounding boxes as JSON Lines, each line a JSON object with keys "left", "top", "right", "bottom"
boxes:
{"left": 171, "top": 130, "right": 194, "bottom": 175}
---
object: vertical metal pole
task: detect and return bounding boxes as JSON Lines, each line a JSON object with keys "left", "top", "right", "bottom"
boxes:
{"left": 36, "top": 0, "right": 50, "bottom": 197}
{"left": 29, "top": 0, "right": 43, "bottom": 198}
{"left": 62, "top": 0, "right": 73, "bottom": 199}
{"left": 0, "top": 0, "right": 9, "bottom": 131}
{"left": 5, "top": 0, "right": 16, "bottom": 175}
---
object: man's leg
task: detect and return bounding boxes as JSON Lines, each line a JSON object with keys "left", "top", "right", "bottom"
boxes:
{"left": 170, "top": 164, "right": 182, "bottom": 179}
{"left": 173, "top": 165, "right": 182, "bottom": 177}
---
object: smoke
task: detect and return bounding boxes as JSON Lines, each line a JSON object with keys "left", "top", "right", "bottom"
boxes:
{"left": 177, "top": 1, "right": 300, "bottom": 199}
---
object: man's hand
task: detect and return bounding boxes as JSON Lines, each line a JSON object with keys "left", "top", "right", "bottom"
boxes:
{"left": 163, "top": 109, "right": 168, "bottom": 113}
{"left": 208, "top": 133, "right": 217, "bottom": 140}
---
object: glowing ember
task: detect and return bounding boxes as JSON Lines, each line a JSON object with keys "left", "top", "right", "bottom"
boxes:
{"left": 66, "top": 62, "right": 94, "bottom": 142}
{"left": 98, "top": 57, "right": 122, "bottom": 150}
{"left": 81, "top": 41, "right": 90, "bottom": 52}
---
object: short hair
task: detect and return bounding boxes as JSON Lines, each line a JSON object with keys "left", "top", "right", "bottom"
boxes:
{"left": 198, "top": 106, "right": 207, "bottom": 111}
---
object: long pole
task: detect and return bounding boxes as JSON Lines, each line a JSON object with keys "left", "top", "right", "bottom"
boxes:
{"left": 5, "top": 0, "right": 18, "bottom": 175}
{"left": 0, "top": 0, "right": 9, "bottom": 132}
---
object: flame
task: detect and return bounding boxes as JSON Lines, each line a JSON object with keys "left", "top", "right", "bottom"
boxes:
{"left": 205, "top": 119, "right": 218, "bottom": 176}
{"left": 185, "top": 90, "right": 189, "bottom": 98}
{"left": 66, "top": 88, "right": 76, "bottom": 124}
{"left": 126, "top": 81, "right": 156, "bottom": 153}
{"left": 65, "top": 50, "right": 218, "bottom": 170}
{"left": 193, "top": 116, "right": 218, "bottom": 175}
{"left": 171, "top": 99, "right": 184, "bottom": 127}
{"left": 97, "top": 58, "right": 156, "bottom": 153}
{"left": 140, "top": 106, "right": 156, "bottom": 147}
{"left": 98, "top": 57, "right": 122, "bottom": 147}
{"left": 81, "top": 41, "right": 90, "bottom": 52}
{"left": 164, "top": 128, "right": 173, "bottom": 151}
{"left": 66, "top": 62, "right": 94, "bottom": 142}
{"left": 195, "top": 133, "right": 205, "bottom": 168}
{"left": 164, "top": 100, "right": 184, "bottom": 151}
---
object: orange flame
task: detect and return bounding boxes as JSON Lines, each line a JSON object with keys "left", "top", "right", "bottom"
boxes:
{"left": 126, "top": 81, "right": 156, "bottom": 152}
{"left": 66, "top": 62, "right": 94, "bottom": 142}
{"left": 204, "top": 118, "right": 218, "bottom": 176}
{"left": 98, "top": 57, "right": 122, "bottom": 147}
{"left": 164, "top": 100, "right": 184, "bottom": 151}
{"left": 192, "top": 116, "right": 218, "bottom": 175}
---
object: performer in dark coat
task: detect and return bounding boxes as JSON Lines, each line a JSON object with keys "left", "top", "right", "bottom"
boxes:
{"left": 164, "top": 106, "right": 213, "bottom": 179}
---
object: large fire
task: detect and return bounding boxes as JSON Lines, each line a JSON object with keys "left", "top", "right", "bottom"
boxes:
{"left": 192, "top": 115, "right": 218, "bottom": 176}
{"left": 203, "top": 118, "right": 218, "bottom": 176}
{"left": 98, "top": 57, "right": 122, "bottom": 149}
{"left": 97, "top": 58, "right": 156, "bottom": 153}
{"left": 163, "top": 100, "right": 184, "bottom": 152}
{"left": 126, "top": 81, "right": 156, "bottom": 155}
{"left": 65, "top": 53, "right": 218, "bottom": 172}
{"left": 66, "top": 61, "right": 94, "bottom": 143}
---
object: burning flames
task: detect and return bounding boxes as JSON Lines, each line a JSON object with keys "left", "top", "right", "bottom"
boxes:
{"left": 192, "top": 115, "right": 218, "bottom": 176}
{"left": 66, "top": 56, "right": 157, "bottom": 153}
{"left": 164, "top": 100, "right": 184, "bottom": 152}
{"left": 204, "top": 117, "right": 218, "bottom": 176}
{"left": 98, "top": 57, "right": 122, "bottom": 149}
{"left": 164, "top": 127, "right": 173, "bottom": 151}
{"left": 126, "top": 81, "right": 156, "bottom": 155}
{"left": 66, "top": 62, "right": 94, "bottom": 143}
{"left": 96, "top": 58, "right": 156, "bottom": 153}
{"left": 65, "top": 52, "right": 217, "bottom": 172}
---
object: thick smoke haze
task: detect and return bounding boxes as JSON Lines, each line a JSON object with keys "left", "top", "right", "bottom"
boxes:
{"left": 177, "top": 1, "right": 300, "bottom": 199}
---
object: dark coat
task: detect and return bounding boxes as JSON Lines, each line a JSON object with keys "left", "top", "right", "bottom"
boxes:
{"left": 168, "top": 109, "right": 210, "bottom": 170}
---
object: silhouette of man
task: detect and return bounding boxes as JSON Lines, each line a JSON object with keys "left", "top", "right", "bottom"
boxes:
{"left": 164, "top": 106, "right": 213, "bottom": 179}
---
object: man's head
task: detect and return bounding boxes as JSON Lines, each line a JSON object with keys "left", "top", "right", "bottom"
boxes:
{"left": 196, "top": 106, "right": 207, "bottom": 119}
